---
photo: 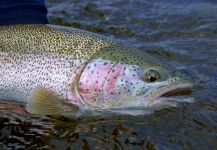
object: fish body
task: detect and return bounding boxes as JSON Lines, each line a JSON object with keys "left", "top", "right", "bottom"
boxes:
{"left": 0, "top": 24, "right": 194, "bottom": 116}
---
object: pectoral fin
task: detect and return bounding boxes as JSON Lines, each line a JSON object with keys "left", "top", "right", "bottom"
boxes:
{"left": 26, "top": 86, "right": 79, "bottom": 115}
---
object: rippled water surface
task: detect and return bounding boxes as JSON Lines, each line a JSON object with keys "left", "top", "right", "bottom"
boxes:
{"left": 1, "top": 0, "right": 217, "bottom": 149}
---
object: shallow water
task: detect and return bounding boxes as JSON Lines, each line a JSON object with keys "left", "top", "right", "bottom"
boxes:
{"left": 1, "top": 0, "right": 217, "bottom": 149}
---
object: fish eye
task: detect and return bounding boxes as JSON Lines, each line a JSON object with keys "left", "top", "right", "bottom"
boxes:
{"left": 145, "top": 70, "right": 161, "bottom": 83}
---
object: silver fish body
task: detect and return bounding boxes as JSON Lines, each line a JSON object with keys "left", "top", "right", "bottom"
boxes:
{"left": 0, "top": 24, "right": 114, "bottom": 103}
{"left": 0, "top": 24, "right": 194, "bottom": 116}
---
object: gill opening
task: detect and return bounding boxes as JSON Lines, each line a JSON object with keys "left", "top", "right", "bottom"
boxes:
{"left": 71, "top": 63, "right": 89, "bottom": 107}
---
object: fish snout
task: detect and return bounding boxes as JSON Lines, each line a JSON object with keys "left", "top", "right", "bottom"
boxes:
{"left": 174, "top": 70, "right": 194, "bottom": 89}
{"left": 181, "top": 70, "right": 193, "bottom": 81}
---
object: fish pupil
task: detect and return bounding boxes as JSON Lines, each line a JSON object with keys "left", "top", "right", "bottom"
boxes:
{"left": 150, "top": 77, "right": 157, "bottom": 82}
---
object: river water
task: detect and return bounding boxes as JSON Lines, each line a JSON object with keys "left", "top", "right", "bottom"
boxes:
{"left": 0, "top": 0, "right": 217, "bottom": 149}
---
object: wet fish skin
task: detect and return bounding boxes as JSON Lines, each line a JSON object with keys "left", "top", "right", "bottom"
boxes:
{"left": 0, "top": 24, "right": 115, "bottom": 103}
{"left": 0, "top": 24, "right": 193, "bottom": 116}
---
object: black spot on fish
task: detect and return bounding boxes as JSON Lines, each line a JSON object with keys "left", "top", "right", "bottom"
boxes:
{"left": 95, "top": 81, "right": 98, "bottom": 83}
{"left": 103, "top": 62, "right": 108, "bottom": 65}
{"left": 112, "top": 69, "right": 115, "bottom": 73}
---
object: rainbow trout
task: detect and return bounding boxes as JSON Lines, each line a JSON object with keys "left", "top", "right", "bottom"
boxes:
{"left": 0, "top": 24, "right": 194, "bottom": 116}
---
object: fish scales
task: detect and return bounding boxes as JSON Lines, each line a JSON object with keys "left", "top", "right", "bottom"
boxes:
{"left": 0, "top": 24, "right": 194, "bottom": 116}
{"left": 0, "top": 24, "right": 115, "bottom": 103}
{"left": 0, "top": 24, "right": 115, "bottom": 57}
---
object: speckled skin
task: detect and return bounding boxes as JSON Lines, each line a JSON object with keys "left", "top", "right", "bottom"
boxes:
{"left": 0, "top": 24, "right": 116, "bottom": 103}
{"left": 0, "top": 24, "right": 193, "bottom": 111}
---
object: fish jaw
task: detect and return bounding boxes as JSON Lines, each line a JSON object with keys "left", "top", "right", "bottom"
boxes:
{"left": 142, "top": 76, "right": 194, "bottom": 107}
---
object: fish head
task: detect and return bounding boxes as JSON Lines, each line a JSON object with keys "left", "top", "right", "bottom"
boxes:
{"left": 72, "top": 45, "right": 194, "bottom": 112}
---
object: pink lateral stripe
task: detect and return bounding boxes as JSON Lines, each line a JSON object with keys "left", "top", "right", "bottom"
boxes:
{"left": 102, "top": 64, "right": 123, "bottom": 97}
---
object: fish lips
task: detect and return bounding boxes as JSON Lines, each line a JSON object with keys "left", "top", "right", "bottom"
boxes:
{"left": 145, "top": 81, "right": 194, "bottom": 106}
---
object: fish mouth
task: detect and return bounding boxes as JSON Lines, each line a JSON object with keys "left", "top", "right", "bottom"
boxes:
{"left": 146, "top": 82, "right": 194, "bottom": 105}
{"left": 159, "top": 82, "right": 193, "bottom": 97}
{"left": 161, "top": 86, "right": 193, "bottom": 97}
